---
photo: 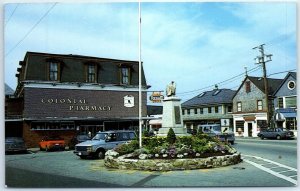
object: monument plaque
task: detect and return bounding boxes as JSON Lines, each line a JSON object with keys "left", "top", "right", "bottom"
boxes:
{"left": 174, "top": 106, "right": 181, "bottom": 124}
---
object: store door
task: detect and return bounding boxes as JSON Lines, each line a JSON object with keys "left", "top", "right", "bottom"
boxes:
{"left": 248, "top": 123, "right": 253, "bottom": 137}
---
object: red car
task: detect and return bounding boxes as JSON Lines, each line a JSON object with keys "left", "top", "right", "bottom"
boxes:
{"left": 39, "top": 136, "right": 65, "bottom": 151}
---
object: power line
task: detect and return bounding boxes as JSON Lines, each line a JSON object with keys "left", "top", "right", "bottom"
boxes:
{"left": 5, "top": 3, "right": 57, "bottom": 57}
{"left": 177, "top": 65, "right": 261, "bottom": 95}
{"left": 268, "top": 69, "right": 296, "bottom": 77}
{"left": 5, "top": 4, "right": 19, "bottom": 26}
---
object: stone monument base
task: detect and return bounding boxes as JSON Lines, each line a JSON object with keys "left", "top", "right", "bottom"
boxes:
{"left": 157, "top": 127, "right": 188, "bottom": 136}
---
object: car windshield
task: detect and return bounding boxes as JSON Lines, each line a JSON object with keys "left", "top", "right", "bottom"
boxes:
{"left": 77, "top": 135, "right": 89, "bottom": 139}
{"left": 212, "top": 126, "right": 221, "bottom": 131}
{"left": 92, "top": 133, "right": 107, "bottom": 140}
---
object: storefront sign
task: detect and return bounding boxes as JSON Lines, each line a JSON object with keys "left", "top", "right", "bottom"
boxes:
{"left": 149, "top": 92, "right": 164, "bottom": 103}
{"left": 41, "top": 98, "right": 112, "bottom": 111}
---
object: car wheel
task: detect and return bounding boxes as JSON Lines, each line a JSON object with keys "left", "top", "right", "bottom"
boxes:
{"left": 276, "top": 135, "right": 281, "bottom": 140}
{"left": 45, "top": 146, "right": 49, "bottom": 152}
{"left": 96, "top": 150, "right": 105, "bottom": 159}
{"left": 80, "top": 156, "right": 88, "bottom": 159}
{"left": 260, "top": 135, "right": 264, "bottom": 140}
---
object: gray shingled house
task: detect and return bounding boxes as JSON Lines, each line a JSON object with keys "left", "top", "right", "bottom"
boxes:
{"left": 232, "top": 76, "right": 282, "bottom": 137}
{"left": 182, "top": 88, "right": 236, "bottom": 133}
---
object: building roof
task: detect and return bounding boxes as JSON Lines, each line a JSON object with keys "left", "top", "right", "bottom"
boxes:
{"left": 273, "top": 72, "right": 297, "bottom": 96}
{"left": 5, "top": 83, "right": 14, "bottom": 95}
{"left": 15, "top": 51, "right": 149, "bottom": 96}
{"left": 182, "top": 89, "right": 236, "bottom": 108}
{"left": 247, "top": 76, "right": 283, "bottom": 95}
{"left": 147, "top": 105, "right": 163, "bottom": 115}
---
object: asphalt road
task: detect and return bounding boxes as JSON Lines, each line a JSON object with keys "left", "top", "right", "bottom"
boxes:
{"left": 5, "top": 138, "right": 298, "bottom": 188}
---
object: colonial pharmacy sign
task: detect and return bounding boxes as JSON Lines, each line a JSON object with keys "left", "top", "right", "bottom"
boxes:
{"left": 40, "top": 98, "right": 112, "bottom": 111}
{"left": 23, "top": 88, "right": 142, "bottom": 119}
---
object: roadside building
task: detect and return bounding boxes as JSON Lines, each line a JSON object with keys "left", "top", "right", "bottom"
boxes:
{"left": 232, "top": 76, "right": 282, "bottom": 137}
{"left": 182, "top": 88, "right": 236, "bottom": 133}
{"left": 147, "top": 105, "right": 163, "bottom": 132}
{"left": 5, "top": 84, "right": 23, "bottom": 137}
{"left": 273, "top": 72, "right": 297, "bottom": 136}
{"left": 6, "top": 52, "right": 149, "bottom": 147}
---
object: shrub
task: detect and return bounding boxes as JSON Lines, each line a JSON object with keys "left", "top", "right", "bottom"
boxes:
{"left": 114, "top": 140, "right": 139, "bottom": 155}
{"left": 166, "top": 128, "right": 176, "bottom": 144}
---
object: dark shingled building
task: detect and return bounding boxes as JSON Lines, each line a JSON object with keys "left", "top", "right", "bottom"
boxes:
{"left": 182, "top": 88, "right": 236, "bottom": 133}
{"left": 6, "top": 52, "right": 150, "bottom": 147}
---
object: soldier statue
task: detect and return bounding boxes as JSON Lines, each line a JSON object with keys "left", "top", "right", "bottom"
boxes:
{"left": 166, "top": 81, "right": 176, "bottom": 97}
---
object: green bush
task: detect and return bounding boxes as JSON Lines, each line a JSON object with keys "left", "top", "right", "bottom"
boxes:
{"left": 166, "top": 128, "right": 176, "bottom": 144}
{"left": 114, "top": 140, "right": 139, "bottom": 155}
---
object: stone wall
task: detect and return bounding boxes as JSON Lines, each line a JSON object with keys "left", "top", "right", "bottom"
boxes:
{"left": 104, "top": 150, "right": 242, "bottom": 171}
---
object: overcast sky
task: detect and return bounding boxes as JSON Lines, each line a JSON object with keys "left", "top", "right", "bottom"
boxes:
{"left": 3, "top": 1, "right": 297, "bottom": 103}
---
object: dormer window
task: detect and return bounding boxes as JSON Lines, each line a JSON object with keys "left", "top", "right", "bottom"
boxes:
{"left": 49, "top": 62, "right": 59, "bottom": 81}
{"left": 87, "top": 64, "right": 97, "bottom": 83}
{"left": 121, "top": 67, "right": 130, "bottom": 85}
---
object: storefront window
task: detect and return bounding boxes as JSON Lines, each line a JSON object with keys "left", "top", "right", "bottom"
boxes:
{"left": 31, "top": 122, "right": 75, "bottom": 130}
{"left": 285, "top": 96, "right": 297, "bottom": 108}
{"left": 235, "top": 120, "right": 244, "bottom": 134}
{"left": 286, "top": 118, "right": 297, "bottom": 130}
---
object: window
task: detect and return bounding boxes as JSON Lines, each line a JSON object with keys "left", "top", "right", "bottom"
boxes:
{"left": 87, "top": 64, "right": 97, "bottom": 83}
{"left": 245, "top": 81, "right": 251, "bottom": 93}
{"left": 187, "top": 109, "right": 190, "bottom": 115}
{"left": 200, "top": 108, "right": 203, "bottom": 114}
{"left": 213, "top": 90, "right": 221, "bottom": 96}
{"left": 235, "top": 120, "right": 244, "bottom": 133}
{"left": 285, "top": 96, "right": 297, "bottom": 108}
{"left": 227, "top": 105, "right": 232, "bottom": 113}
{"left": 194, "top": 108, "right": 197, "bottom": 114}
{"left": 215, "top": 106, "right": 219, "bottom": 113}
{"left": 49, "top": 62, "right": 59, "bottom": 81}
{"left": 208, "top": 107, "right": 211, "bottom": 113}
{"left": 198, "top": 92, "right": 205, "bottom": 97}
{"left": 121, "top": 67, "right": 130, "bottom": 85}
{"left": 257, "top": 100, "right": 263, "bottom": 111}
{"left": 287, "top": 81, "right": 296, "bottom": 90}
{"left": 182, "top": 109, "right": 185, "bottom": 115}
{"left": 278, "top": 98, "right": 284, "bottom": 108}
{"left": 237, "top": 102, "right": 242, "bottom": 112}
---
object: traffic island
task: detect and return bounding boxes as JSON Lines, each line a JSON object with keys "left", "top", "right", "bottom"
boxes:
{"left": 104, "top": 150, "right": 241, "bottom": 171}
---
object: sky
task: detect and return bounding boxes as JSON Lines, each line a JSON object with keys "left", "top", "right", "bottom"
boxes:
{"left": 3, "top": 1, "right": 297, "bottom": 104}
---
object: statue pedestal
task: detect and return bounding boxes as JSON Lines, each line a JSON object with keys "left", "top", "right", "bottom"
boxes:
{"left": 158, "top": 96, "right": 187, "bottom": 136}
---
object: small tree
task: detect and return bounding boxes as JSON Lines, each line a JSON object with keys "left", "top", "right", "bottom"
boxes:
{"left": 166, "top": 128, "right": 176, "bottom": 144}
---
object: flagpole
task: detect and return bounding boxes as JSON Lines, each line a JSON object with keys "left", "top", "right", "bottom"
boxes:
{"left": 138, "top": 1, "right": 142, "bottom": 148}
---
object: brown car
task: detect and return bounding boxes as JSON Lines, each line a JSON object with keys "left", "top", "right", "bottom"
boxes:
{"left": 39, "top": 136, "right": 65, "bottom": 151}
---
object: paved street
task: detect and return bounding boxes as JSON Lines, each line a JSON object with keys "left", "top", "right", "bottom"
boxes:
{"left": 5, "top": 138, "right": 298, "bottom": 188}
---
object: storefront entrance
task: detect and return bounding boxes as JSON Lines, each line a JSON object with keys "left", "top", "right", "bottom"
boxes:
{"left": 247, "top": 123, "right": 253, "bottom": 137}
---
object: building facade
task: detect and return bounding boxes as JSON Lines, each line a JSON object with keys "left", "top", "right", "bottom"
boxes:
{"left": 182, "top": 88, "right": 236, "bottom": 133}
{"left": 6, "top": 52, "right": 149, "bottom": 147}
{"left": 232, "top": 76, "right": 282, "bottom": 137}
{"left": 273, "top": 72, "right": 297, "bottom": 135}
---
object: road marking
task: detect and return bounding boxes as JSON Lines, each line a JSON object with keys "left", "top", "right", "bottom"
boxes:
{"left": 242, "top": 154, "right": 297, "bottom": 185}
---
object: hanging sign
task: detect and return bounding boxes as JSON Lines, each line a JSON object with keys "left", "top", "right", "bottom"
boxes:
{"left": 149, "top": 92, "right": 164, "bottom": 103}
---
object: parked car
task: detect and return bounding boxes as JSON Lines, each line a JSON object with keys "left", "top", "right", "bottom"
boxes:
{"left": 257, "top": 128, "right": 294, "bottom": 140}
{"left": 197, "top": 124, "right": 235, "bottom": 144}
{"left": 5, "top": 137, "right": 27, "bottom": 154}
{"left": 39, "top": 136, "right": 65, "bottom": 151}
{"left": 74, "top": 130, "right": 136, "bottom": 159}
{"left": 69, "top": 134, "right": 91, "bottom": 150}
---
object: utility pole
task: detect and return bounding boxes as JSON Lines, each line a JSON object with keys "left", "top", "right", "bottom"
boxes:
{"left": 253, "top": 44, "right": 273, "bottom": 127}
